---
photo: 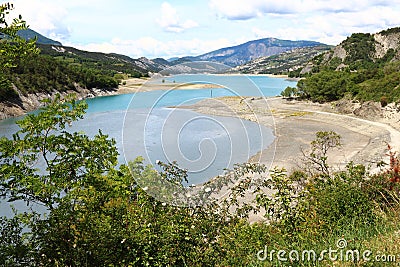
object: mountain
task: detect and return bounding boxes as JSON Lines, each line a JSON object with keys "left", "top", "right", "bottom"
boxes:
{"left": 229, "top": 45, "right": 332, "bottom": 74}
{"left": 293, "top": 27, "right": 400, "bottom": 103}
{"left": 299, "top": 27, "right": 400, "bottom": 75}
{"left": 159, "top": 61, "right": 230, "bottom": 75}
{"left": 17, "top": 29, "right": 62, "bottom": 46}
{"left": 175, "top": 38, "right": 326, "bottom": 67}
{"left": 37, "top": 44, "right": 169, "bottom": 75}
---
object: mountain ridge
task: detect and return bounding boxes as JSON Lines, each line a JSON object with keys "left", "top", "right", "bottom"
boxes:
{"left": 229, "top": 45, "right": 332, "bottom": 75}
{"left": 17, "top": 29, "right": 62, "bottom": 46}
{"left": 175, "top": 38, "right": 326, "bottom": 67}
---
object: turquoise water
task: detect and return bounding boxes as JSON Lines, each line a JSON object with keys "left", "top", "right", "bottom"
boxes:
{"left": 0, "top": 75, "right": 296, "bottom": 182}
{"left": 84, "top": 74, "right": 296, "bottom": 113}
{"left": 0, "top": 75, "right": 295, "bottom": 216}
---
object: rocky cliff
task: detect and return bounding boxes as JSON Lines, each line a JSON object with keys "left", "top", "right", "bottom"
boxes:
{"left": 302, "top": 27, "right": 400, "bottom": 73}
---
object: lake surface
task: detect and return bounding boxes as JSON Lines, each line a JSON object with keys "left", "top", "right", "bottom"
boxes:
{"left": 0, "top": 75, "right": 296, "bottom": 185}
{"left": 0, "top": 74, "right": 296, "bottom": 215}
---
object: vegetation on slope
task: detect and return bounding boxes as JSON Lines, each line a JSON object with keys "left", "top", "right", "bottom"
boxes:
{"left": 0, "top": 3, "right": 38, "bottom": 101}
{"left": 287, "top": 28, "right": 400, "bottom": 103}
{"left": 0, "top": 5, "right": 154, "bottom": 104}
{"left": 6, "top": 54, "right": 120, "bottom": 96}
{"left": 37, "top": 44, "right": 152, "bottom": 77}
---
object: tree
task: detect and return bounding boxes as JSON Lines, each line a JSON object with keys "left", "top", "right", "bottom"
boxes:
{"left": 0, "top": 95, "right": 241, "bottom": 265}
{"left": 0, "top": 2, "right": 39, "bottom": 101}
{"left": 280, "top": 86, "right": 298, "bottom": 98}
{"left": 0, "top": 2, "right": 39, "bottom": 70}
{"left": 301, "top": 131, "right": 342, "bottom": 176}
{"left": 0, "top": 94, "right": 118, "bottom": 210}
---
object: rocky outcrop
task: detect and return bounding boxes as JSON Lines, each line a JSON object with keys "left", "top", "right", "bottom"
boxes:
{"left": 353, "top": 101, "right": 382, "bottom": 119}
{"left": 331, "top": 45, "right": 347, "bottom": 61}
{"left": 302, "top": 27, "right": 400, "bottom": 72}
{"left": 333, "top": 99, "right": 383, "bottom": 119}
{"left": 374, "top": 32, "right": 400, "bottom": 59}
{"left": 0, "top": 86, "right": 117, "bottom": 120}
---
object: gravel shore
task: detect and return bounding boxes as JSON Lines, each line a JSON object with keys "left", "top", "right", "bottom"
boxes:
{"left": 184, "top": 96, "right": 398, "bottom": 173}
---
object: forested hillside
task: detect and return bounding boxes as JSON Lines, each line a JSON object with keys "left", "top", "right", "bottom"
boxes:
{"left": 289, "top": 27, "right": 400, "bottom": 103}
{"left": 1, "top": 30, "right": 170, "bottom": 105}
{"left": 0, "top": 51, "right": 120, "bottom": 101}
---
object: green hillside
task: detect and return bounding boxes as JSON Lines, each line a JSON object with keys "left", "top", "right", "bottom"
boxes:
{"left": 37, "top": 44, "right": 150, "bottom": 78}
{"left": 290, "top": 27, "right": 400, "bottom": 103}
{"left": 0, "top": 42, "right": 166, "bottom": 102}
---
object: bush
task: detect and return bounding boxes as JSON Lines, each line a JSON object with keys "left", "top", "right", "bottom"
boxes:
{"left": 380, "top": 96, "right": 388, "bottom": 107}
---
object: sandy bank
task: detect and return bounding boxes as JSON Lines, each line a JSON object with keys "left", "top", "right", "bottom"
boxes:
{"left": 117, "top": 78, "right": 223, "bottom": 94}
{"left": 183, "top": 96, "right": 398, "bottom": 173}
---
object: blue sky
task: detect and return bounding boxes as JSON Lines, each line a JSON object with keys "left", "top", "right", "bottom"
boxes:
{"left": 4, "top": 0, "right": 400, "bottom": 59}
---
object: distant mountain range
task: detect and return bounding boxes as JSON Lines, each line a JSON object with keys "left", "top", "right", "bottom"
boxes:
{"left": 229, "top": 45, "right": 333, "bottom": 75}
{"left": 17, "top": 29, "right": 328, "bottom": 73}
{"left": 177, "top": 38, "right": 325, "bottom": 67}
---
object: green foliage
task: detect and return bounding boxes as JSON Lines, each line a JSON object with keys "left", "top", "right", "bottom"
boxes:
{"left": 4, "top": 54, "right": 119, "bottom": 97}
{"left": 0, "top": 215, "right": 35, "bottom": 266}
{"left": 310, "top": 163, "right": 376, "bottom": 231}
{"left": 342, "top": 33, "right": 376, "bottom": 67}
{"left": 302, "top": 131, "right": 342, "bottom": 176}
{"left": 38, "top": 44, "right": 147, "bottom": 78}
{"left": 299, "top": 71, "right": 353, "bottom": 102}
{"left": 296, "top": 28, "right": 400, "bottom": 103}
{"left": 280, "top": 86, "right": 298, "bottom": 98}
{"left": 0, "top": 94, "right": 118, "bottom": 209}
{"left": 0, "top": 98, "right": 398, "bottom": 266}
{"left": 296, "top": 60, "right": 400, "bottom": 103}
{"left": 0, "top": 2, "right": 39, "bottom": 101}
{"left": 0, "top": 96, "right": 238, "bottom": 266}
{"left": 0, "top": 3, "right": 38, "bottom": 69}
{"left": 0, "top": 72, "right": 18, "bottom": 101}
{"left": 380, "top": 27, "right": 400, "bottom": 36}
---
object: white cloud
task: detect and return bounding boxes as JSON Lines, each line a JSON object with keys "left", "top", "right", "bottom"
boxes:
{"left": 209, "top": 0, "right": 400, "bottom": 20}
{"left": 156, "top": 2, "right": 198, "bottom": 33}
{"left": 238, "top": 1, "right": 400, "bottom": 45}
{"left": 209, "top": 0, "right": 297, "bottom": 20}
{"left": 8, "top": 0, "right": 71, "bottom": 41}
{"left": 71, "top": 37, "right": 232, "bottom": 59}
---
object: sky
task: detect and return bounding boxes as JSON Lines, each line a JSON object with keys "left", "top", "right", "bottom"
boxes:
{"left": 3, "top": 0, "right": 400, "bottom": 59}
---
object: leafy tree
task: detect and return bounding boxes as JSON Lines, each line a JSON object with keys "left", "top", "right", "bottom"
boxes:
{"left": 301, "top": 131, "right": 342, "bottom": 176}
{"left": 0, "top": 95, "right": 243, "bottom": 266}
{"left": 280, "top": 86, "right": 298, "bottom": 98}
{"left": 0, "top": 2, "right": 39, "bottom": 101}
{"left": 0, "top": 94, "right": 118, "bottom": 210}
{"left": 299, "top": 71, "right": 352, "bottom": 102}
{"left": 0, "top": 3, "right": 38, "bottom": 69}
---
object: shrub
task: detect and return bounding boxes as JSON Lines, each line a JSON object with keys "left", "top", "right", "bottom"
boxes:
{"left": 380, "top": 96, "right": 388, "bottom": 107}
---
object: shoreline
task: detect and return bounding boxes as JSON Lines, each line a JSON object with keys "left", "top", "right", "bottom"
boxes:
{"left": 181, "top": 96, "right": 398, "bottom": 173}
{"left": 0, "top": 74, "right": 293, "bottom": 119}
{"left": 2, "top": 76, "right": 399, "bottom": 172}
{"left": 116, "top": 74, "right": 297, "bottom": 94}
{"left": 117, "top": 77, "right": 224, "bottom": 94}
{"left": 180, "top": 96, "right": 400, "bottom": 222}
